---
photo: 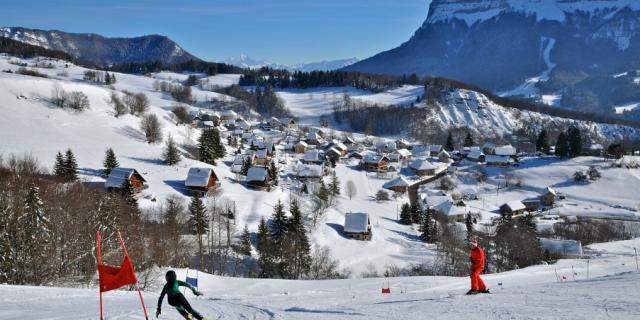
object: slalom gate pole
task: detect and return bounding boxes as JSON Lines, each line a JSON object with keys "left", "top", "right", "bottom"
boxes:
{"left": 117, "top": 231, "right": 149, "bottom": 320}
{"left": 97, "top": 230, "right": 104, "bottom": 320}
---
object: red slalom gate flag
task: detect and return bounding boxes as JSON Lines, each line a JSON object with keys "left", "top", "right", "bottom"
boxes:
{"left": 96, "top": 230, "right": 149, "bottom": 320}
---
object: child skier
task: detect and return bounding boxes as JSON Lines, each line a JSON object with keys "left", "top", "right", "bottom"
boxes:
{"left": 467, "top": 237, "right": 490, "bottom": 295}
{"left": 156, "top": 270, "right": 207, "bottom": 320}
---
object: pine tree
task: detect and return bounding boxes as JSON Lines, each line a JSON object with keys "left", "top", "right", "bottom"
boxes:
{"left": 198, "top": 128, "right": 222, "bottom": 165}
{"left": 104, "top": 72, "right": 111, "bottom": 85}
{"left": 53, "top": 151, "right": 66, "bottom": 179}
{"left": 0, "top": 192, "right": 11, "bottom": 283}
{"left": 268, "top": 161, "right": 279, "bottom": 186}
{"left": 241, "top": 156, "right": 251, "bottom": 176}
{"left": 410, "top": 204, "right": 421, "bottom": 223}
{"left": 286, "top": 200, "right": 311, "bottom": 279}
{"left": 238, "top": 224, "right": 252, "bottom": 256}
{"left": 121, "top": 179, "right": 138, "bottom": 206}
{"left": 20, "top": 185, "right": 53, "bottom": 284}
{"left": 329, "top": 171, "right": 340, "bottom": 196}
{"left": 269, "top": 200, "right": 288, "bottom": 241}
{"left": 567, "top": 126, "right": 582, "bottom": 158}
{"left": 464, "top": 132, "right": 474, "bottom": 147}
{"left": 188, "top": 195, "right": 209, "bottom": 265}
{"left": 163, "top": 134, "right": 181, "bottom": 165}
{"left": 465, "top": 213, "right": 474, "bottom": 240}
{"left": 317, "top": 180, "right": 329, "bottom": 205}
{"left": 103, "top": 148, "right": 119, "bottom": 176}
{"left": 419, "top": 209, "right": 435, "bottom": 243}
{"left": 399, "top": 203, "right": 412, "bottom": 225}
{"left": 536, "top": 129, "right": 549, "bottom": 153}
{"left": 445, "top": 131, "right": 454, "bottom": 151}
{"left": 257, "top": 217, "right": 275, "bottom": 277}
{"left": 555, "top": 132, "right": 569, "bottom": 158}
{"left": 64, "top": 148, "right": 78, "bottom": 181}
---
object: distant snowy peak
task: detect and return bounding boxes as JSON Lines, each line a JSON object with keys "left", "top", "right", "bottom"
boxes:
{"left": 224, "top": 54, "right": 359, "bottom": 72}
{"left": 0, "top": 27, "right": 199, "bottom": 65}
{"left": 426, "top": 0, "right": 640, "bottom": 26}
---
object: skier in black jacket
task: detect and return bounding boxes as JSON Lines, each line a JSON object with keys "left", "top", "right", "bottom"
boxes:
{"left": 156, "top": 270, "right": 206, "bottom": 320}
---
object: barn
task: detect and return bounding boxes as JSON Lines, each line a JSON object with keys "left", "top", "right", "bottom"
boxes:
{"left": 185, "top": 167, "right": 218, "bottom": 195}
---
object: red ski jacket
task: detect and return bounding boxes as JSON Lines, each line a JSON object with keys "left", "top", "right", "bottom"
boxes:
{"left": 470, "top": 246, "right": 485, "bottom": 271}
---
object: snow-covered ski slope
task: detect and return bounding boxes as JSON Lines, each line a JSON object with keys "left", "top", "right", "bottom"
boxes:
{"left": 1, "top": 238, "right": 639, "bottom": 319}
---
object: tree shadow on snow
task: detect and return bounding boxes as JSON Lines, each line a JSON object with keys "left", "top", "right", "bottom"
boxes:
{"left": 387, "top": 228, "right": 422, "bottom": 242}
{"left": 116, "top": 125, "right": 147, "bottom": 142}
{"left": 163, "top": 179, "right": 190, "bottom": 196}
{"left": 125, "top": 156, "right": 164, "bottom": 165}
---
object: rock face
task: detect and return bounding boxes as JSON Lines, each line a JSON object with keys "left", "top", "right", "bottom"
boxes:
{"left": 344, "top": 0, "right": 640, "bottom": 114}
{"left": 0, "top": 27, "right": 200, "bottom": 65}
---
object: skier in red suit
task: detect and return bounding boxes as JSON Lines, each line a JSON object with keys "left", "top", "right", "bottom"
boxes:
{"left": 468, "top": 237, "right": 490, "bottom": 294}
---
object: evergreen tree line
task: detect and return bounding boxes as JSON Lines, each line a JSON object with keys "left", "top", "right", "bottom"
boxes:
{"left": 105, "top": 59, "right": 242, "bottom": 76}
{"left": 332, "top": 97, "right": 423, "bottom": 135}
{"left": 83, "top": 70, "right": 116, "bottom": 85}
{"left": 214, "top": 85, "right": 291, "bottom": 118}
{"left": 0, "top": 37, "right": 75, "bottom": 62}
{"left": 0, "top": 154, "right": 166, "bottom": 285}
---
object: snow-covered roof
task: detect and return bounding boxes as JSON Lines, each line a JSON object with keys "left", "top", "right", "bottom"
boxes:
{"left": 304, "top": 150, "right": 320, "bottom": 162}
{"left": 422, "top": 195, "right": 452, "bottom": 208}
{"left": 383, "top": 176, "right": 410, "bottom": 189}
{"left": 246, "top": 167, "right": 268, "bottom": 182}
{"left": 296, "top": 164, "right": 323, "bottom": 178}
{"left": 428, "top": 145, "right": 443, "bottom": 152}
{"left": 410, "top": 159, "right": 438, "bottom": 171}
{"left": 326, "top": 147, "right": 341, "bottom": 156}
{"left": 344, "top": 212, "right": 369, "bottom": 233}
{"left": 185, "top": 167, "right": 215, "bottom": 187}
{"left": 105, "top": 168, "right": 145, "bottom": 188}
{"left": 307, "top": 131, "right": 319, "bottom": 140}
{"left": 468, "top": 150, "right": 485, "bottom": 160}
{"left": 256, "top": 149, "right": 268, "bottom": 159}
{"left": 362, "top": 154, "right": 388, "bottom": 164}
{"left": 295, "top": 141, "right": 308, "bottom": 147}
{"left": 482, "top": 142, "right": 496, "bottom": 150}
{"left": 433, "top": 200, "right": 466, "bottom": 217}
{"left": 330, "top": 141, "right": 348, "bottom": 151}
{"left": 221, "top": 110, "right": 237, "bottom": 117}
{"left": 495, "top": 145, "right": 516, "bottom": 156}
{"left": 544, "top": 187, "right": 557, "bottom": 196}
{"left": 394, "top": 148, "right": 412, "bottom": 157}
{"left": 502, "top": 200, "right": 527, "bottom": 212}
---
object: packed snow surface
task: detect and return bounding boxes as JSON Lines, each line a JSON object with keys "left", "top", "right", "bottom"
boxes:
{"left": 1, "top": 238, "right": 640, "bottom": 319}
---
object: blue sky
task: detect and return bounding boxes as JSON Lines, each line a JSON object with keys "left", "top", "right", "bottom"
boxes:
{"left": 0, "top": 0, "right": 431, "bottom": 64}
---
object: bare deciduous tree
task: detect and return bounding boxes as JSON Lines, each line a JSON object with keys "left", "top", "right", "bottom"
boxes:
{"left": 140, "top": 114, "right": 163, "bottom": 144}
{"left": 345, "top": 180, "right": 357, "bottom": 200}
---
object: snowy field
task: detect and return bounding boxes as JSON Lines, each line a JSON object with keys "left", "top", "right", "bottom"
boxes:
{"left": 1, "top": 238, "right": 639, "bottom": 319}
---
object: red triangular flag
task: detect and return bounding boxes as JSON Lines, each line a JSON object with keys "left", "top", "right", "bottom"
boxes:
{"left": 98, "top": 254, "right": 138, "bottom": 292}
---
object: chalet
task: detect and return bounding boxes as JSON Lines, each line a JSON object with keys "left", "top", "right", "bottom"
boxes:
{"left": 343, "top": 136, "right": 356, "bottom": 146}
{"left": 499, "top": 200, "right": 527, "bottom": 216}
{"left": 105, "top": 168, "right": 147, "bottom": 192}
{"left": 306, "top": 131, "right": 322, "bottom": 145}
{"left": 348, "top": 151, "right": 364, "bottom": 160}
{"left": 428, "top": 145, "right": 443, "bottom": 157}
{"left": 390, "top": 148, "right": 412, "bottom": 162}
{"left": 383, "top": 176, "right": 410, "bottom": 193}
{"left": 325, "top": 147, "right": 342, "bottom": 162}
{"left": 482, "top": 142, "right": 496, "bottom": 155}
{"left": 410, "top": 159, "right": 438, "bottom": 176}
{"left": 485, "top": 155, "right": 510, "bottom": 167}
{"left": 396, "top": 139, "right": 412, "bottom": 150}
{"left": 231, "top": 154, "right": 256, "bottom": 173}
{"left": 279, "top": 117, "right": 297, "bottom": 129}
{"left": 540, "top": 187, "right": 557, "bottom": 206}
{"left": 344, "top": 212, "right": 372, "bottom": 241}
{"left": 236, "top": 119, "right": 252, "bottom": 131}
{"left": 522, "top": 198, "right": 540, "bottom": 211}
{"left": 361, "top": 154, "right": 389, "bottom": 172}
{"left": 253, "top": 141, "right": 276, "bottom": 156}
{"left": 184, "top": 167, "right": 219, "bottom": 195}
{"left": 327, "top": 140, "right": 349, "bottom": 156}
{"left": 376, "top": 141, "right": 397, "bottom": 154}
{"left": 433, "top": 200, "right": 467, "bottom": 223}
{"left": 438, "top": 150, "right": 451, "bottom": 163}
{"left": 294, "top": 141, "right": 308, "bottom": 154}
{"left": 294, "top": 164, "right": 324, "bottom": 181}
{"left": 467, "top": 150, "right": 485, "bottom": 162}
{"left": 245, "top": 167, "right": 271, "bottom": 191}
{"left": 254, "top": 149, "right": 271, "bottom": 166}
{"left": 302, "top": 150, "right": 324, "bottom": 165}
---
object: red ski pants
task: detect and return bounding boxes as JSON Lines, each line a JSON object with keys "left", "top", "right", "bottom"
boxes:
{"left": 470, "top": 267, "right": 486, "bottom": 291}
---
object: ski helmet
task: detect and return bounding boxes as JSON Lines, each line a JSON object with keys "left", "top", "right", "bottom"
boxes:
{"left": 165, "top": 270, "right": 177, "bottom": 283}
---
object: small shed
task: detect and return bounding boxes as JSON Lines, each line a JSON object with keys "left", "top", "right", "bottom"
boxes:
{"left": 105, "top": 168, "right": 147, "bottom": 192}
{"left": 500, "top": 200, "right": 527, "bottom": 216}
{"left": 344, "top": 212, "right": 372, "bottom": 241}
{"left": 185, "top": 167, "right": 219, "bottom": 195}
{"left": 383, "top": 176, "right": 410, "bottom": 193}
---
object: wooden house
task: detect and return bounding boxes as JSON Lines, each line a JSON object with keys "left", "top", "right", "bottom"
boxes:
{"left": 482, "top": 142, "right": 496, "bottom": 155}
{"left": 383, "top": 176, "right": 410, "bottom": 193}
{"left": 499, "top": 201, "right": 527, "bottom": 216}
{"left": 361, "top": 154, "right": 390, "bottom": 172}
{"left": 302, "top": 150, "right": 324, "bottom": 165}
{"left": 254, "top": 149, "right": 271, "bottom": 166}
{"left": 294, "top": 164, "right": 324, "bottom": 181}
{"left": 495, "top": 145, "right": 517, "bottom": 159}
{"left": 522, "top": 198, "right": 540, "bottom": 211}
{"left": 467, "top": 150, "right": 485, "bottom": 162}
{"left": 185, "top": 167, "right": 219, "bottom": 195}
{"left": 433, "top": 200, "right": 467, "bottom": 223}
{"left": 105, "top": 168, "right": 147, "bottom": 192}
{"left": 325, "top": 147, "right": 342, "bottom": 162}
{"left": 245, "top": 167, "right": 271, "bottom": 191}
{"left": 306, "top": 131, "right": 322, "bottom": 145}
{"left": 279, "top": 117, "right": 297, "bottom": 129}
{"left": 391, "top": 148, "right": 412, "bottom": 162}
{"left": 220, "top": 109, "right": 238, "bottom": 121}
{"left": 428, "top": 145, "right": 443, "bottom": 157}
{"left": 410, "top": 159, "right": 438, "bottom": 176}
{"left": 438, "top": 150, "right": 451, "bottom": 163}
{"left": 485, "top": 155, "right": 510, "bottom": 167}
{"left": 344, "top": 212, "right": 372, "bottom": 241}
{"left": 396, "top": 139, "right": 412, "bottom": 150}
{"left": 540, "top": 187, "right": 557, "bottom": 206}
{"left": 294, "top": 141, "right": 308, "bottom": 154}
